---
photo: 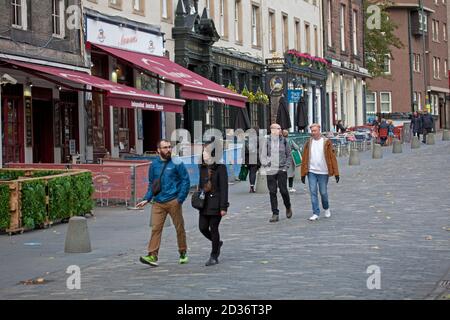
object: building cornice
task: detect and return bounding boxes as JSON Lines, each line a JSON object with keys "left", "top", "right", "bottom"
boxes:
{"left": 388, "top": 3, "right": 435, "bottom": 13}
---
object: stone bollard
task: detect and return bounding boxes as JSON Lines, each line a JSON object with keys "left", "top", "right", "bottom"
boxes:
{"left": 348, "top": 149, "right": 361, "bottom": 166}
{"left": 402, "top": 122, "right": 411, "bottom": 143}
{"left": 228, "top": 164, "right": 237, "bottom": 183}
{"left": 64, "top": 216, "right": 92, "bottom": 253}
{"left": 426, "top": 133, "right": 436, "bottom": 145}
{"left": 255, "top": 170, "right": 269, "bottom": 193}
{"left": 411, "top": 136, "right": 421, "bottom": 149}
{"left": 392, "top": 139, "right": 403, "bottom": 154}
{"left": 372, "top": 144, "right": 383, "bottom": 159}
{"left": 442, "top": 130, "right": 450, "bottom": 141}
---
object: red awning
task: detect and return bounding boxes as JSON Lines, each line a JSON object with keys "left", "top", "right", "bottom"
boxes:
{"left": 90, "top": 43, "right": 248, "bottom": 108}
{"left": 2, "top": 59, "right": 185, "bottom": 113}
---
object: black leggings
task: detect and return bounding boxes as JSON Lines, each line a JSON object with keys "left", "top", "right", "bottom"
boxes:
{"left": 199, "top": 215, "right": 222, "bottom": 259}
{"left": 248, "top": 165, "right": 259, "bottom": 186}
{"left": 288, "top": 177, "right": 294, "bottom": 188}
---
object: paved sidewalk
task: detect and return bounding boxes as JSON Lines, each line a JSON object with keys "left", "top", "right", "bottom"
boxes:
{"left": 0, "top": 136, "right": 449, "bottom": 299}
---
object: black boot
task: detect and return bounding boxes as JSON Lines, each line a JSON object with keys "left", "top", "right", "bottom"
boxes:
{"left": 205, "top": 256, "right": 219, "bottom": 266}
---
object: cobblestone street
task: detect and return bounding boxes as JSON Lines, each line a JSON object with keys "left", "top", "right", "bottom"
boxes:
{"left": 1, "top": 138, "right": 449, "bottom": 300}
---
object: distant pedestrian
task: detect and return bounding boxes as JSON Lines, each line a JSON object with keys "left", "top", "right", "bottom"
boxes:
{"left": 137, "top": 139, "right": 191, "bottom": 267}
{"left": 336, "top": 120, "right": 347, "bottom": 134}
{"left": 378, "top": 119, "right": 389, "bottom": 146}
{"left": 410, "top": 111, "right": 422, "bottom": 141}
{"left": 261, "top": 124, "right": 293, "bottom": 222}
{"left": 282, "top": 130, "right": 301, "bottom": 193}
{"left": 387, "top": 120, "right": 395, "bottom": 145}
{"left": 421, "top": 110, "right": 435, "bottom": 143}
{"left": 243, "top": 126, "right": 261, "bottom": 193}
{"left": 300, "top": 124, "right": 340, "bottom": 221}
{"left": 197, "top": 141, "right": 229, "bottom": 266}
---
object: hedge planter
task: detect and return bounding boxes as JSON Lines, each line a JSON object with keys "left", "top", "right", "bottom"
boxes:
{"left": 0, "top": 169, "right": 94, "bottom": 234}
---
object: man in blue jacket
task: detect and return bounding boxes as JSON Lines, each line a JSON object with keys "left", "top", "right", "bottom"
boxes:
{"left": 136, "top": 139, "right": 191, "bottom": 267}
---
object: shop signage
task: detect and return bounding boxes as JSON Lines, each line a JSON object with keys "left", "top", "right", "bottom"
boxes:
{"left": 266, "top": 72, "right": 287, "bottom": 96}
{"left": 86, "top": 17, "right": 164, "bottom": 56}
{"left": 214, "top": 54, "right": 261, "bottom": 72}
{"left": 266, "top": 58, "right": 285, "bottom": 70}
{"left": 25, "top": 97, "right": 32, "bottom": 147}
{"left": 288, "top": 89, "right": 303, "bottom": 104}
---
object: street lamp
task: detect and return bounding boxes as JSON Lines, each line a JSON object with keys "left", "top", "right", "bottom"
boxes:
{"left": 0, "top": 73, "right": 18, "bottom": 168}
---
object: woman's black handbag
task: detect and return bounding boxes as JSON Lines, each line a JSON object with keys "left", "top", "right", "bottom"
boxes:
{"left": 191, "top": 190, "right": 205, "bottom": 210}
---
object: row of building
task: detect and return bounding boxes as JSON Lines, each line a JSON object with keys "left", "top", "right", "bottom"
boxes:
{"left": 0, "top": 0, "right": 449, "bottom": 166}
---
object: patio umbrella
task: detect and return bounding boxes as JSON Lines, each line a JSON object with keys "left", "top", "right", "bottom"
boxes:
{"left": 276, "top": 96, "right": 291, "bottom": 130}
{"left": 296, "top": 97, "right": 309, "bottom": 130}
{"left": 234, "top": 107, "right": 251, "bottom": 131}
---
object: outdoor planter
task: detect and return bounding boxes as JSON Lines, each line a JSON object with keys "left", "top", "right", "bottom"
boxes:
{"left": 0, "top": 169, "right": 94, "bottom": 235}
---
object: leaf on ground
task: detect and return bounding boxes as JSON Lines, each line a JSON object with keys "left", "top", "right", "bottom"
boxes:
{"left": 371, "top": 246, "right": 380, "bottom": 250}
{"left": 260, "top": 261, "right": 269, "bottom": 264}
{"left": 425, "top": 235, "right": 433, "bottom": 240}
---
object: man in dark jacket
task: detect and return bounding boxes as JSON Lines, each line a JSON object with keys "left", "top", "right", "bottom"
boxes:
{"left": 410, "top": 112, "right": 422, "bottom": 141}
{"left": 261, "top": 123, "right": 293, "bottom": 222}
{"left": 421, "top": 110, "right": 435, "bottom": 143}
{"left": 137, "top": 139, "right": 191, "bottom": 267}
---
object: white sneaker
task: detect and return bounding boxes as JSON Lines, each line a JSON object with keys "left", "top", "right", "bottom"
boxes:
{"left": 308, "top": 214, "right": 319, "bottom": 221}
{"left": 289, "top": 188, "right": 296, "bottom": 193}
{"left": 324, "top": 209, "right": 331, "bottom": 218}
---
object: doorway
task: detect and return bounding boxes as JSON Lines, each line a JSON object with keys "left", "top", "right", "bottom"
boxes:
{"left": 33, "top": 92, "right": 54, "bottom": 163}
{"left": 142, "top": 110, "right": 161, "bottom": 152}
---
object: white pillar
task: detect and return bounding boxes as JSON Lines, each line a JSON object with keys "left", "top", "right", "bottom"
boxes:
{"left": 289, "top": 102, "right": 295, "bottom": 132}
{"left": 110, "top": 106, "right": 119, "bottom": 158}
{"left": 316, "top": 88, "right": 322, "bottom": 128}
{"left": 78, "top": 91, "right": 86, "bottom": 163}
{"left": 308, "top": 86, "right": 313, "bottom": 129}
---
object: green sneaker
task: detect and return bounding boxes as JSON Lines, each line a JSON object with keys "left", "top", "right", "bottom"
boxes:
{"left": 179, "top": 252, "right": 189, "bottom": 264}
{"left": 140, "top": 255, "right": 158, "bottom": 267}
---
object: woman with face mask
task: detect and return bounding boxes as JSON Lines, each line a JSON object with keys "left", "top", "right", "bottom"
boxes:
{"left": 197, "top": 141, "right": 229, "bottom": 266}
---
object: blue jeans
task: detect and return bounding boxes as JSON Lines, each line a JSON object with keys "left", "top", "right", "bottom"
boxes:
{"left": 307, "top": 172, "right": 329, "bottom": 215}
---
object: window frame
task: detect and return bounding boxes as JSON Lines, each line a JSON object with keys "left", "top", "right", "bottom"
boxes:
{"left": 352, "top": 9, "right": 358, "bottom": 56}
{"left": 109, "top": 0, "right": 122, "bottom": 11}
{"left": 11, "top": 0, "right": 27, "bottom": 30}
{"left": 268, "top": 9, "right": 276, "bottom": 52}
{"left": 52, "top": 0, "right": 66, "bottom": 38}
{"left": 340, "top": 4, "right": 346, "bottom": 52}
{"left": 365, "top": 92, "right": 377, "bottom": 114}
{"left": 282, "top": 13, "right": 289, "bottom": 53}
{"left": 133, "top": 0, "right": 145, "bottom": 15}
{"left": 380, "top": 92, "right": 392, "bottom": 113}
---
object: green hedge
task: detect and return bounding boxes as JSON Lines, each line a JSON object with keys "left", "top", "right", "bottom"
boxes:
{"left": 71, "top": 172, "right": 94, "bottom": 215}
{"left": 0, "top": 185, "right": 10, "bottom": 230}
{"left": 0, "top": 171, "right": 25, "bottom": 181}
{"left": 21, "top": 180, "right": 47, "bottom": 230}
{"left": 0, "top": 170, "right": 94, "bottom": 230}
{"left": 48, "top": 172, "right": 94, "bottom": 222}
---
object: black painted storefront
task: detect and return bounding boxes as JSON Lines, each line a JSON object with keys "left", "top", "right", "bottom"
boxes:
{"left": 172, "top": 0, "right": 266, "bottom": 136}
